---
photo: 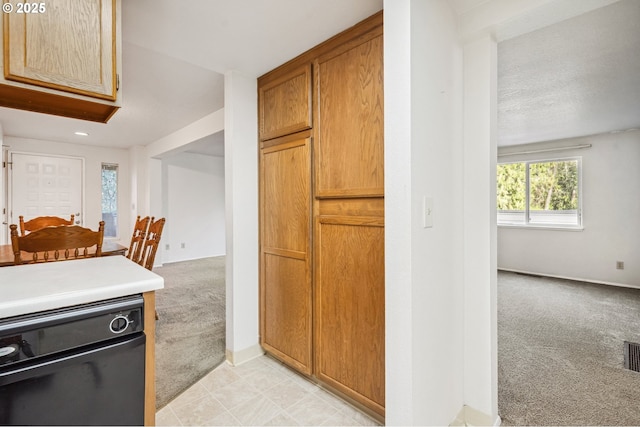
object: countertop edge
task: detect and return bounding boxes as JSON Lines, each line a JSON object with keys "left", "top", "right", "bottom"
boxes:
{"left": 0, "top": 278, "right": 164, "bottom": 319}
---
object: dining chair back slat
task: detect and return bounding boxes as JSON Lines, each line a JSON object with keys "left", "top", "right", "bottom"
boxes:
{"left": 19, "top": 215, "right": 75, "bottom": 236}
{"left": 127, "top": 215, "right": 151, "bottom": 264}
{"left": 10, "top": 222, "right": 105, "bottom": 265}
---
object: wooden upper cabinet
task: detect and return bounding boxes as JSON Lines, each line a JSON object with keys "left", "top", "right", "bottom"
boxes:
{"left": 0, "top": 0, "right": 120, "bottom": 122}
{"left": 315, "top": 28, "right": 383, "bottom": 198}
{"left": 3, "top": 0, "right": 117, "bottom": 101}
{"left": 259, "top": 64, "right": 312, "bottom": 141}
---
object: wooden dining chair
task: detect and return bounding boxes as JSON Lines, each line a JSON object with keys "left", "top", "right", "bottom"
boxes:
{"left": 19, "top": 215, "right": 75, "bottom": 236}
{"left": 127, "top": 215, "right": 151, "bottom": 264}
{"left": 138, "top": 217, "right": 166, "bottom": 271}
{"left": 10, "top": 221, "right": 105, "bottom": 265}
{"left": 137, "top": 217, "right": 165, "bottom": 321}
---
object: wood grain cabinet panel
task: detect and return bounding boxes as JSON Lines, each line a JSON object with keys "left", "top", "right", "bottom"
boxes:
{"left": 314, "top": 218, "right": 385, "bottom": 414}
{"left": 260, "top": 136, "right": 312, "bottom": 374}
{"left": 315, "top": 30, "right": 383, "bottom": 198}
{"left": 3, "top": 0, "right": 117, "bottom": 101}
{"left": 262, "top": 254, "right": 312, "bottom": 373}
{"left": 259, "top": 64, "right": 312, "bottom": 141}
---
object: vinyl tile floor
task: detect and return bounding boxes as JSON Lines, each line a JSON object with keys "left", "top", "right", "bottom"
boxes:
{"left": 156, "top": 355, "right": 382, "bottom": 426}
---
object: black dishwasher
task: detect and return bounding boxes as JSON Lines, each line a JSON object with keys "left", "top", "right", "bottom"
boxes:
{"left": 0, "top": 295, "right": 145, "bottom": 426}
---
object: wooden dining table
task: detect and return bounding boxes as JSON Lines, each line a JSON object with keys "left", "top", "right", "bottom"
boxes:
{"left": 0, "top": 241, "right": 128, "bottom": 267}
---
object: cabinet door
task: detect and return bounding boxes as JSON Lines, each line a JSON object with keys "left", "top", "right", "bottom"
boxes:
{"left": 259, "top": 64, "right": 312, "bottom": 141}
{"left": 314, "top": 214, "right": 385, "bottom": 415}
{"left": 260, "top": 135, "right": 313, "bottom": 374}
{"left": 315, "top": 30, "right": 384, "bottom": 198}
{"left": 313, "top": 24, "right": 385, "bottom": 417}
{"left": 3, "top": 0, "right": 117, "bottom": 101}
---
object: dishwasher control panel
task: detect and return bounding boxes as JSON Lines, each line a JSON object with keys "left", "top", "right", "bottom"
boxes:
{"left": 0, "top": 295, "right": 144, "bottom": 367}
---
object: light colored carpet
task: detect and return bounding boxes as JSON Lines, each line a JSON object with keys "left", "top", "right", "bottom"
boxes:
{"left": 152, "top": 256, "right": 226, "bottom": 409}
{"left": 498, "top": 271, "right": 640, "bottom": 425}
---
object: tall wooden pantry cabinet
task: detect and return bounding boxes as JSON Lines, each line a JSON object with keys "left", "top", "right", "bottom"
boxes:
{"left": 258, "top": 12, "right": 384, "bottom": 419}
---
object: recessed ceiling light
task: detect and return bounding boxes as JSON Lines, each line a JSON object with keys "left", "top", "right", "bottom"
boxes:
{"left": 74, "top": 131, "right": 89, "bottom": 136}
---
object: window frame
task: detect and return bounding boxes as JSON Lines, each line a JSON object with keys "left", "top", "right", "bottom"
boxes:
{"left": 497, "top": 156, "right": 583, "bottom": 230}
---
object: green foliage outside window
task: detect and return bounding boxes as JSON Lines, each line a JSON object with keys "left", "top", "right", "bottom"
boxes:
{"left": 497, "top": 158, "right": 581, "bottom": 227}
{"left": 497, "top": 160, "right": 578, "bottom": 212}
{"left": 497, "top": 163, "right": 525, "bottom": 210}
{"left": 101, "top": 164, "right": 118, "bottom": 237}
{"left": 101, "top": 166, "right": 118, "bottom": 214}
{"left": 529, "top": 161, "right": 578, "bottom": 211}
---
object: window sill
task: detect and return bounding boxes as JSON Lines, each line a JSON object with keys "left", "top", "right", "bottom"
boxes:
{"left": 498, "top": 223, "right": 584, "bottom": 232}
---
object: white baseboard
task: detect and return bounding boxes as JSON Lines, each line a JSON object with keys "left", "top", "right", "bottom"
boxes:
{"left": 451, "top": 405, "right": 501, "bottom": 426}
{"left": 225, "top": 344, "right": 264, "bottom": 366}
{"left": 498, "top": 268, "right": 639, "bottom": 290}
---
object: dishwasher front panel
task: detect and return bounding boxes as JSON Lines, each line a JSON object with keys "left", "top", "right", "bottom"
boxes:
{"left": 0, "top": 333, "right": 145, "bottom": 426}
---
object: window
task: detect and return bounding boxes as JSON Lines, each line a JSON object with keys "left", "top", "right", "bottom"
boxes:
{"left": 101, "top": 163, "right": 118, "bottom": 237}
{"left": 497, "top": 158, "right": 581, "bottom": 228}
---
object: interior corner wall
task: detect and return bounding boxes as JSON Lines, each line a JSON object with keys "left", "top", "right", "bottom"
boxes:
{"left": 384, "top": 0, "right": 415, "bottom": 423}
{"left": 497, "top": 130, "right": 640, "bottom": 287}
{"left": 163, "top": 152, "right": 225, "bottom": 263}
{"left": 462, "top": 34, "right": 499, "bottom": 423}
{"left": 3, "top": 136, "right": 131, "bottom": 241}
{"left": 385, "top": 0, "right": 465, "bottom": 424}
{"left": 148, "top": 157, "right": 163, "bottom": 266}
{"left": 224, "top": 70, "right": 259, "bottom": 359}
{"left": 129, "top": 145, "right": 148, "bottom": 221}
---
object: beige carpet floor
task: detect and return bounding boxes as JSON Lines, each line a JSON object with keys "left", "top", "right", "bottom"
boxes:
{"left": 499, "top": 271, "right": 640, "bottom": 425}
{"left": 152, "top": 256, "right": 226, "bottom": 409}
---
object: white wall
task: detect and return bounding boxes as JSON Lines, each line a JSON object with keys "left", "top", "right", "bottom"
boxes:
{"left": 137, "top": 109, "right": 225, "bottom": 266}
{"left": 385, "top": 0, "right": 465, "bottom": 424}
{"left": 223, "top": 71, "right": 260, "bottom": 362}
{"left": 2, "top": 136, "right": 131, "bottom": 241}
{"left": 462, "top": 35, "right": 499, "bottom": 422}
{"left": 498, "top": 130, "right": 640, "bottom": 287}
{"left": 163, "top": 152, "right": 225, "bottom": 262}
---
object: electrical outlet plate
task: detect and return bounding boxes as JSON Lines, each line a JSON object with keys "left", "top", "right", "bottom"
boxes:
{"left": 616, "top": 261, "right": 624, "bottom": 270}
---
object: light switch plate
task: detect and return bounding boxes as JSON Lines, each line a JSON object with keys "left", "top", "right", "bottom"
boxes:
{"left": 423, "top": 196, "right": 433, "bottom": 228}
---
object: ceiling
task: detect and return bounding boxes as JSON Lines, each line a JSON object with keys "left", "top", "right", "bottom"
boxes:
{"left": 498, "top": 0, "right": 640, "bottom": 146}
{"left": 0, "top": 0, "right": 637, "bottom": 153}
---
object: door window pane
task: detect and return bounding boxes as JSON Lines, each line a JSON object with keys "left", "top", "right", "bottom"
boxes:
{"left": 101, "top": 164, "right": 118, "bottom": 237}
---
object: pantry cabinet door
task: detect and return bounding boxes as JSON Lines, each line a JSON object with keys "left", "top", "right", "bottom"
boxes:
{"left": 313, "top": 23, "right": 385, "bottom": 417}
{"left": 314, "top": 214, "right": 385, "bottom": 415}
{"left": 259, "top": 135, "right": 313, "bottom": 374}
{"left": 315, "top": 30, "right": 384, "bottom": 198}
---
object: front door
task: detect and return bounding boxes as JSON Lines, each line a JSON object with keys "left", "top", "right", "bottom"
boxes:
{"left": 8, "top": 152, "right": 83, "bottom": 238}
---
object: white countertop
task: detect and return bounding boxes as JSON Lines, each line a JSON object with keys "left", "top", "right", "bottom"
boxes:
{"left": 0, "top": 255, "right": 164, "bottom": 319}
